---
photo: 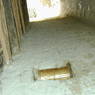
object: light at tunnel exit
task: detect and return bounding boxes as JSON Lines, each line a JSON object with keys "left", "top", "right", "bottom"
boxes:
{"left": 26, "top": 0, "right": 61, "bottom": 22}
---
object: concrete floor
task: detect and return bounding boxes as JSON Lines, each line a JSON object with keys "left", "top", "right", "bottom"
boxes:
{"left": 0, "top": 17, "right": 95, "bottom": 95}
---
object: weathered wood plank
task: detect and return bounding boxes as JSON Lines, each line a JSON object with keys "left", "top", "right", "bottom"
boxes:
{"left": 15, "top": 0, "right": 23, "bottom": 36}
{"left": 0, "top": 42, "right": 4, "bottom": 66}
{"left": 21, "top": 0, "right": 29, "bottom": 26}
{"left": 3, "top": 0, "right": 20, "bottom": 54}
{"left": 0, "top": 0, "right": 22, "bottom": 62}
{"left": 18, "top": 0, "right": 26, "bottom": 34}
{"left": 11, "top": 0, "right": 22, "bottom": 45}
{"left": 0, "top": 0, "right": 12, "bottom": 61}
{"left": 0, "top": 0, "right": 27, "bottom": 62}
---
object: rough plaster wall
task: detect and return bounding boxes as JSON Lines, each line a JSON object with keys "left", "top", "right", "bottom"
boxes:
{"left": 60, "top": 0, "right": 95, "bottom": 23}
{"left": 76, "top": 0, "right": 95, "bottom": 23}
{"left": 60, "top": 0, "right": 78, "bottom": 17}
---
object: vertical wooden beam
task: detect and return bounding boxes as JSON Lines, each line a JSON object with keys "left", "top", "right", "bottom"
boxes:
{"left": 0, "top": 0, "right": 27, "bottom": 62}
{"left": 2, "top": 0, "right": 20, "bottom": 55}
{"left": 0, "top": 0, "right": 22, "bottom": 62}
{"left": 21, "top": 0, "right": 29, "bottom": 26}
{"left": 0, "top": 0, "right": 12, "bottom": 61}
{"left": 18, "top": 0, "right": 26, "bottom": 34}
{"left": 11, "top": 0, "right": 22, "bottom": 46}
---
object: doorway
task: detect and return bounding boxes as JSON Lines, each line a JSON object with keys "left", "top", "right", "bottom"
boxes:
{"left": 26, "top": 0, "right": 61, "bottom": 22}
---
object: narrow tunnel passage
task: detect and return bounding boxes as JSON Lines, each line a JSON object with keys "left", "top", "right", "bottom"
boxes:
{"left": 1, "top": 17, "right": 95, "bottom": 95}
{"left": 0, "top": 0, "right": 95, "bottom": 94}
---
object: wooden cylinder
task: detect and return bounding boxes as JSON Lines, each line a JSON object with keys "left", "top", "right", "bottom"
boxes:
{"left": 35, "top": 63, "right": 73, "bottom": 80}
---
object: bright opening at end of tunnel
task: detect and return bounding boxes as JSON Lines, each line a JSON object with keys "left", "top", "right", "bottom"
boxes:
{"left": 27, "top": 0, "right": 61, "bottom": 22}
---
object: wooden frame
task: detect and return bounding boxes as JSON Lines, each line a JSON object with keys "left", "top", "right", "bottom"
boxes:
{"left": 0, "top": 0, "right": 28, "bottom": 62}
{"left": 0, "top": 0, "right": 12, "bottom": 61}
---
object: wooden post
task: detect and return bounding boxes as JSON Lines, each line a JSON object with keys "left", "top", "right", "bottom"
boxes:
{"left": 21, "top": 0, "right": 29, "bottom": 26}
{"left": 0, "top": 0, "right": 27, "bottom": 62}
{"left": 18, "top": 0, "right": 26, "bottom": 34}
{"left": 0, "top": 0, "right": 22, "bottom": 62}
{"left": 2, "top": 0, "right": 20, "bottom": 55}
{"left": 11, "top": 0, "right": 22, "bottom": 46}
{"left": 0, "top": 0, "right": 12, "bottom": 61}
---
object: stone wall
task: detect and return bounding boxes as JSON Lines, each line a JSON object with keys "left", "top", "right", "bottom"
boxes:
{"left": 60, "top": 0, "right": 78, "bottom": 17}
{"left": 76, "top": 0, "right": 95, "bottom": 24}
{"left": 60, "top": 0, "right": 95, "bottom": 23}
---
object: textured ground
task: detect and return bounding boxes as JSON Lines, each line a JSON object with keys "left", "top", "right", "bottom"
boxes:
{"left": 0, "top": 17, "right": 95, "bottom": 95}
